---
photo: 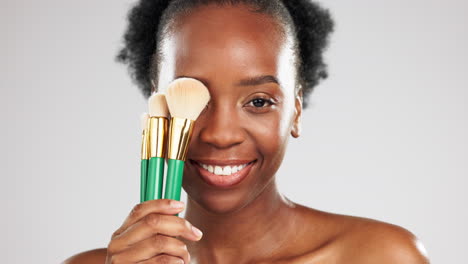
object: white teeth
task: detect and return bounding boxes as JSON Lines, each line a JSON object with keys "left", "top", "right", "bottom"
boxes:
{"left": 198, "top": 162, "right": 252, "bottom": 176}
{"left": 223, "top": 166, "right": 232, "bottom": 175}
{"left": 214, "top": 166, "right": 223, "bottom": 175}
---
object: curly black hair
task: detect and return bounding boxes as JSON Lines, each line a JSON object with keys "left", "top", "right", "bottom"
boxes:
{"left": 117, "top": 0, "right": 334, "bottom": 108}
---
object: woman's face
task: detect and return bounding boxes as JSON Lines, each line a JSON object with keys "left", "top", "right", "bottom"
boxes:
{"left": 157, "top": 4, "right": 302, "bottom": 214}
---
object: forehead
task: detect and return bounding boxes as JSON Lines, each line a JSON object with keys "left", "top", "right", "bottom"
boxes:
{"left": 157, "top": 4, "right": 296, "bottom": 90}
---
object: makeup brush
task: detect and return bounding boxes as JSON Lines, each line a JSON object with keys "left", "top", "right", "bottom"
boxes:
{"left": 164, "top": 78, "right": 210, "bottom": 202}
{"left": 145, "top": 93, "right": 169, "bottom": 201}
{"left": 140, "top": 113, "right": 150, "bottom": 203}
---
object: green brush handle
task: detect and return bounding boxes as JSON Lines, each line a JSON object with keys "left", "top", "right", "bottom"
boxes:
{"left": 145, "top": 157, "right": 165, "bottom": 201}
{"left": 140, "top": 159, "right": 148, "bottom": 203}
{"left": 164, "top": 159, "right": 185, "bottom": 201}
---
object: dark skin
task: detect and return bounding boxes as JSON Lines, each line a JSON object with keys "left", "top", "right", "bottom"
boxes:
{"left": 64, "top": 4, "right": 429, "bottom": 264}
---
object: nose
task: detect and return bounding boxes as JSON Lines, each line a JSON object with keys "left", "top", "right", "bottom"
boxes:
{"left": 198, "top": 103, "right": 245, "bottom": 149}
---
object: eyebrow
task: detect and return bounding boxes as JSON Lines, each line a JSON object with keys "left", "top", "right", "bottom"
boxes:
{"left": 236, "top": 75, "right": 279, "bottom": 86}
{"left": 173, "top": 75, "right": 279, "bottom": 87}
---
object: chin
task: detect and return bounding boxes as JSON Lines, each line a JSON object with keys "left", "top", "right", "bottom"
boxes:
{"left": 185, "top": 184, "right": 253, "bottom": 215}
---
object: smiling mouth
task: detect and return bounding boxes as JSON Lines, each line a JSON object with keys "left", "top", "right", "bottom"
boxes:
{"left": 189, "top": 159, "right": 256, "bottom": 188}
{"left": 197, "top": 161, "right": 253, "bottom": 176}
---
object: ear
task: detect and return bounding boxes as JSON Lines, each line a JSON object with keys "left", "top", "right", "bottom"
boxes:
{"left": 291, "top": 88, "right": 303, "bottom": 138}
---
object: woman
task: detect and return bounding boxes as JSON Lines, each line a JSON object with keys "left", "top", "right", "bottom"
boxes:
{"left": 65, "top": 0, "right": 429, "bottom": 263}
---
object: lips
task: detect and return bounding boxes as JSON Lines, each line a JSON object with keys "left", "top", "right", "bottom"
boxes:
{"left": 189, "top": 159, "right": 256, "bottom": 188}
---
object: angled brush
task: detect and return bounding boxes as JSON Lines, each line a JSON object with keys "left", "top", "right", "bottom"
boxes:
{"left": 145, "top": 93, "right": 169, "bottom": 201}
{"left": 140, "top": 113, "right": 150, "bottom": 203}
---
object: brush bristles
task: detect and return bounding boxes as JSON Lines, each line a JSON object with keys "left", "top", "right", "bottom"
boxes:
{"left": 165, "top": 78, "right": 210, "bottom": 120}
{"left": 148, "top": 93, "right": 169, "bottom": 117}
{"left": 140, "top": 112, "right": 149, "bottom": 131}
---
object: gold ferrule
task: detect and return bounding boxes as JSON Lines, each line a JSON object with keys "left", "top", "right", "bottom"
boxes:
{"left": 167, "top": 117, "right": 195, "bottom": 161}
{"left": 149, "top": 117, "right": 169, "bottom": 158}
{"left": 140, "top": 127, "right": 149, "bottom": 160}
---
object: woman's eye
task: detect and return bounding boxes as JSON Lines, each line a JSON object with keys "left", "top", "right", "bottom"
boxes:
{"left": 245, "top": 97, "right": 276, "bottom": 112}
{"left": 250, "top": 98, "right": 273, "bottom": 107}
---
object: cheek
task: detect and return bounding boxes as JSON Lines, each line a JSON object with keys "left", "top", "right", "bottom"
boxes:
{"left": 245, "top": 110, "right": 290, "bottom": 168}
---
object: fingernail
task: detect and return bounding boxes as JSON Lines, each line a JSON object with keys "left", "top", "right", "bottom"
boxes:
{"left": 192, "top": 226, "right": 203, "bottom": 238}
{"left": 170, "top": 200, "right": 185, "bottom": 208}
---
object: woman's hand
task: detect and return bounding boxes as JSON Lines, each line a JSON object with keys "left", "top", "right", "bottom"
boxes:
{"left": 105, "top": 199, "right": 203, "bottom": 264}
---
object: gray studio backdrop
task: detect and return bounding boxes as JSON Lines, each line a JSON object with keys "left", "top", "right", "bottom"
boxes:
{"left": 1, "top": 0, "right": 467, "bottom": 263}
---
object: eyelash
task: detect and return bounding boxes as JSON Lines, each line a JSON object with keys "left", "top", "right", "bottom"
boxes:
{"left": 246, "top": 97, "right": 276, "bottom": 111}
{"left": 200, "top": 97, "right": 277, "bottom": 115}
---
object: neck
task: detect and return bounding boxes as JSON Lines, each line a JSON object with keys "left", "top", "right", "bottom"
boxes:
{"left": 184, "top": 179, "right": 298, "bottom": 263}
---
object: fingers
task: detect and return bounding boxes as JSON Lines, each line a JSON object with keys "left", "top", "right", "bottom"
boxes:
{"left": 113, "top": 199, "right": 185, "bottom": 238}
{"left": 106, "top": 199, "right": 202, "bottom": 264}
{"left": 138, "top": 254, "right": 185, "bottom": 264}
{"left": 111, "top": 235, "right": 190, "bottom": 263}
{"left": 111, "top": 213, "right": 203, "bottom": 252}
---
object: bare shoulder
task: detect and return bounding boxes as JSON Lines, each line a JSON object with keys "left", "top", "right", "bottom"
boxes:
{"left": 335, "top": 215, "right": 430, "bottom": 263}
{"left": 62, "top": 248, "right": 107, "bottom": 264}
{"left": 291, "top": 205, "right": 430, "bottom": 264}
